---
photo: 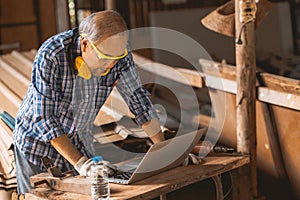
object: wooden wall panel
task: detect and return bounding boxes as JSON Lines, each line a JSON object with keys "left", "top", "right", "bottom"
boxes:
{"left": 127, "top": 0, "right": 228, "bottom": 29}
{"left": 0, "top": 25, "right": 39, "bottom": 52}
{"left": 39, "top": 0, "right": 57, "bottom": 43}
{"left": 0, "top": 0, "right": 57, "bottom": 52}
{"left": 271, "top": 105, "right": 300, "bottom": 199}
{"left": 0, "top": 0, "right": 36, "bottom": 24}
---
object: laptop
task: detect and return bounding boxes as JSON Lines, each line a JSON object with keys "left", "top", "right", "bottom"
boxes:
{"left": 109, "top": 128, "right": 206, "bottom": 184}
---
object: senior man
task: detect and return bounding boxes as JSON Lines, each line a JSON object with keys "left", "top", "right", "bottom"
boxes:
{"left": 13, "top": 10, "right": 164, "bottom": 194}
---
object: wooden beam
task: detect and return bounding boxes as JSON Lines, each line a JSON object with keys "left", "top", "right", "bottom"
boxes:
{"left": 0, "top": 81, "right": 22, "bottom": 112}
{"left": 128, "top": 0, "right": 137, "bottom": 28}
{"left": 235, "top": 0, "right": 258, "bottom": 199}
{"left": 199, "top": 59, "right": 300, "bottom": 111}
{"left": 0, "top": 58, "right": 30, "bottom": 99}
{"left": 105, "top": 0, "right": 116, "bottom": 10}
{"left": 55, "top": 0, "right": 70, "bottom": 32}
{"left": 1, "top": 53, "right": 32, "bottom": 79}
{"left": 258, "top": 87, "right": 300, "bottom": 109}
{"left": 22, "top": 49, "right": 37, "bottom": 62}
{"left": 133, "top": 53, "right": 204, "bottom": 88}
{"left": 11, "top": 51, "right": 34, "bottom": 72}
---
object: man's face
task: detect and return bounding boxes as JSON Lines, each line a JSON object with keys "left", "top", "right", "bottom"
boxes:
{"left": 81, "top": 34, "right": 127, "bottom": 76}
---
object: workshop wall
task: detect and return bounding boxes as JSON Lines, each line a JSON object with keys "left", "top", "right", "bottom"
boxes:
{"left": 0, "top": 0, "right": 57, "bottom": 53}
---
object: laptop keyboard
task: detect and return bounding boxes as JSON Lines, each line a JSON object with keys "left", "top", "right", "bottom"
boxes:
{"left": 115, "top": 171, "right": 133, "bottom": 179}
{"left": 109, "top": 169, "right": 135, "bottom": 184}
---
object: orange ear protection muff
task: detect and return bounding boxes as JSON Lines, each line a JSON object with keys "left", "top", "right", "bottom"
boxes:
{"left": 75, "top": 56, "right": 92, "bottom": 80}
{"left": 75, "top": 56, "right": 111, "bottom": 79}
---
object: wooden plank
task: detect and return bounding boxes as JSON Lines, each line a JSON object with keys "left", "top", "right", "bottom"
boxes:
{"left": 0, "top": 25, "right": 39, "bottom": 52}
{"left": 0, "top": 120, "right": 13, "bottom": 149}
{"left": 94, "top": 133, "right": 125, "bottom": 144}
{"left": 55, "top": 0, "right": 70, "bottom": 32}
{"left": 0, "top": 178, "right": 16, "bottom": 187}
{"left": 11, "top": 51, "right": 34, "bottom": 72}
{"left": 200, "top": 59, "right": 300, "bottom": 95}
{"left": 200, "top": 59, "right": 236, "bottom": 81}
{"left": 22, "top": 50, "right": 37, "bottom": 62}
{"left": 0, "top": 58, "right": 30, "bottom": 99}
{"left": 133, "top": 53, "right": 204, "bottom": 88}
{"left": 0, "top": 0, "right": 36, "bottom": 25}
{"left": 258, "top": 72, "right": 300, "bottom": 95}
{"left": 204, "top": 74, "right": 237, "bottom": 94}
{"left": 25, "top": 188, "right": 91, "bottom": 200}
{"left": 1, "top": 54, "right": 32, "bottom": 79}
{"left": 0, "top": 81, "right": 22, "bottom": 115}
{"left": 29, "top": 156, "right": 249, "bottom": 199}
{"left": 142, "top": 0, "right": 149, "bottom": 27}
{"left": 129, "top": 0, "right": 137, "bottom": 28}
{"left": 103, "top": 88, "right": 134, "bottom": 118}
{"left": 270, "top": 104, "right": 300, "bottom": 198}
{"left": 38, "top": 0, "right": 57, "bottom": 42}
{"left": 105, "top": 0, "right": 116, "bottom": 10}
{"left": 258, "top": 87, "right": 300, "bottom": 110}
{"left": 199, "top": 59, "right": 300, "bottom": 111}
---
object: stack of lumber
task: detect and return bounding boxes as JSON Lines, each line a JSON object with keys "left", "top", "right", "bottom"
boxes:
{"left": 0, "top": 50, "right": 36, "bottom": 191}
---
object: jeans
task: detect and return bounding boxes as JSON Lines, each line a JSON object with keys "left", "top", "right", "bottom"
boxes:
{"left": 14, "top": 145, "right": 42, "bottom": 194}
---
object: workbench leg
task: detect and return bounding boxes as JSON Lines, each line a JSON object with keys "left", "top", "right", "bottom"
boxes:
{"left": 212, "top": 175, "right": 224, "bottom": 200}
{"left": 160, "top": 194, "right": 167, "bottom": 200}
{"left": 232, "top": 166, "right": 266, "bottom": 200}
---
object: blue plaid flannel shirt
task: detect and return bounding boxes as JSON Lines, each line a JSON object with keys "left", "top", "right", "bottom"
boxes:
{"left": 13, "top": 28, "right": 158, "bottom": 171}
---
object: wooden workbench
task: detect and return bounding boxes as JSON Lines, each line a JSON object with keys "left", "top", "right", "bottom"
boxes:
{"left": 25, "top": 155, "right": 249, "bottom": 200}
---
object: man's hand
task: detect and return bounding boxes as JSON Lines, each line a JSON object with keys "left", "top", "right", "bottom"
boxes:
{"left": 74, "top": 156, "right": 117, "bottom": 177}
{"left": 181, "top": 153, "right": 203, "bottom": 166}
{"left": 74, "top": 156, "right": 93, "bottom": 176}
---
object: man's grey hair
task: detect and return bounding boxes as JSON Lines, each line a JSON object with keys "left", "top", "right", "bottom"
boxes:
{"left": 79, "top": 10, "right": 128, "bottom": 43}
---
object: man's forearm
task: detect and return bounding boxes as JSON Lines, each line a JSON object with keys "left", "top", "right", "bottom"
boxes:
{"left": 149, "top": 131, "right": 165, "bottom": 144}
{"left": 142, "top": 118, "right": 165, "bottom": 144}
{"left": 50, "top": 134, "right": 82, "bottom": 166}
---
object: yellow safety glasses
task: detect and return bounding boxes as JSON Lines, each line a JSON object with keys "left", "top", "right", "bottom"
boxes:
{"left": 78, "top": 34, "right": 128, "bottom": 78}
{"left": 90, "top": 42, "right": 128, "bottom": 60}
{"left": 80, "top": 34, "right": 128, "bottom": 60}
